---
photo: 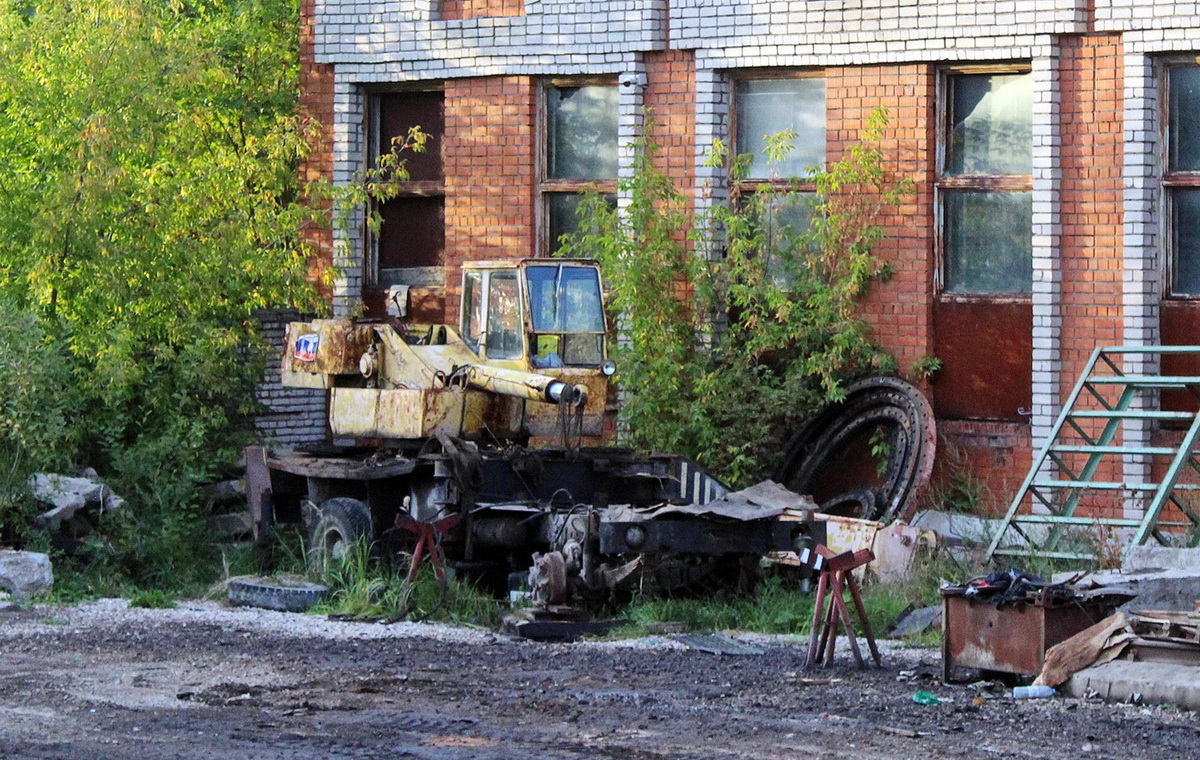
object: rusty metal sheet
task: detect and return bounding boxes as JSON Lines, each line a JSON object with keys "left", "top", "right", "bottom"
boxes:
{"left": 524, "top": 371, "right": 608, "bottom": 437}
{"left": 815, "top": 513, "right": 882, "bottom": 556}
{"left": 1159, "top": 302, "right": 1200, "bottom": 416}
{"left": 330, "top": 387, "right": 473, "bottom": 439}
{"left": 932, "top": 299, "right": 1032, "bottom": 421}
{"left": 283, "top": 320, "right": 373, "bottom": 376}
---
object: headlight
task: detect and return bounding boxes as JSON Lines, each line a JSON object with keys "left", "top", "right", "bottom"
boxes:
{"left": 601, "top": 359, "right": 616, "bottom": 376}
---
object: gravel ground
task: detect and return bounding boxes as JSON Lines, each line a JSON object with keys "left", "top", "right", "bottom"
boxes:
{"left": 2, "top": 599, "right": 1199, "bottom": 759}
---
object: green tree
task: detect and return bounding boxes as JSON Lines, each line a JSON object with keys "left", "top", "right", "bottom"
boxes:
{"left": 0, "top": 0, "right": 319, "bottom": 585}
{"left": 560, "top": 111, "right": 910, "bottom": 486}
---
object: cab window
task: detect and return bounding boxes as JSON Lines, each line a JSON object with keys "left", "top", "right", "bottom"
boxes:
{"left": 525, "top": 264, "right": 605, "bottom": 367}
{"left": 484, "top": 271, "right": 522, "bottom": 360}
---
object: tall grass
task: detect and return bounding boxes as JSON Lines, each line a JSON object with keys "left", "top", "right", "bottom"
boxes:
{"left": 311, "top": 538, "right": 501, "bottom": 627}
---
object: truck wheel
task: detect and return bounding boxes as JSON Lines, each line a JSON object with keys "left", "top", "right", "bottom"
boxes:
{"left": 307, "top": 497, "right": 372, "bottom": 576}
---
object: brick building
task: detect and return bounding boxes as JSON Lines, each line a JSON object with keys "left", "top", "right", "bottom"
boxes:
{"left": 297, "top": 0, "right": 1200, "bottom": 517}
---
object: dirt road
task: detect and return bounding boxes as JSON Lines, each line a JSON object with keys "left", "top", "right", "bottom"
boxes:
{"left": 1, "top": 600, "right": 1197, "bottom": 759}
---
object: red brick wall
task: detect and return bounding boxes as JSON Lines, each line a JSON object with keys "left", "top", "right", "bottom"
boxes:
{"left": 643, "top": 50, "right": 697, "bottom": 214}
{"left": 928, "top": 422, "right": 1032, "bottom": 516}
{"left": 299, "top": 0, "right": 335, "bottom": 297}
{"left": 826, "top": 65, "right": 935, "bottom": 377}
{"left": 1058, "top": 34, "right": 1126, "bottom": 518}
{"left": 642, "top": 50, "right": 698, "bottom": 309}
{"left": 442, "top": 76, "right": 538, "bottom": 323}
{"left": 441, "top": 0, "right": 524, "bottom": 20}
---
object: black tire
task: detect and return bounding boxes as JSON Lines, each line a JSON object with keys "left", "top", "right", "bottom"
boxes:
{"left": 227, "top": 576, "right": 328, "bottom": 612}
{"left": 306, "top": 497, "right": 373, "bottom": 576}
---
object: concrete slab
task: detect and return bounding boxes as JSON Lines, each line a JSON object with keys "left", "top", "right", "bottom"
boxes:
{"left": 1065, "top": 660, "right": 1200, "bottom": 709}
{"left": 1124, "top": 545, "right": 1200, "bottom": 573}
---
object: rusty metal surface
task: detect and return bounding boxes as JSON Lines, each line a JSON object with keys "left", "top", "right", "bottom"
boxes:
{"left": 282, "top": 320, "right": 373, "bottom": 377}
{"left": 1160, "top": 302, "right": 1200, "bottom": 415}
{"left": 942, "top": 594, "right": 1108, "bottom": 679}
{"left": 522, "top": 371, "right": 608, "bottom": 437}
{"left": 932, "top": 299, "right": 1032, "bottom": 420}
{"left": 776, "top": 376, "right": 937, "bottom": 523}
{"left": 329, "top": 387, "right": 490, "bottom": 439}
{"left": 264, "top": 451, "right": 417, "bottom": 481}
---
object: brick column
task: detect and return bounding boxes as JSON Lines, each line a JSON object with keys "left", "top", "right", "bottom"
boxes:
{"left": 332, "top": 76, "right": 366, "bottom": 317}
{"left": 1122, "top": 52, "right": 1162, "bottom": 516}
{"left": 617, "top": 57, "right": 648, "bottom": 210}
{"left": 1031, "top": 47, "right": 1063, "bottom": 461}
{"left": 692, "top": 65, "right": 730, "bottom": 256}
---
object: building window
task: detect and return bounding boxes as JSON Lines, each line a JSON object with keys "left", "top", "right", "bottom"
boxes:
{"left": 1167, "top": 63, "right": 1200, "bottom": 296}
{"left": 371, "top": 90, "right": 445, "bottom": 286}
{"left": 540, "top": 81, "right": 618, "bottom": 254}
{"left": 732, "top": 73, "right": 825, "bottom": 278}
{"left": 938, "top": 70, "right": 1033, "bottom": 295}
{"left": 734, "top": 76, "right": 826, "bottom": 180}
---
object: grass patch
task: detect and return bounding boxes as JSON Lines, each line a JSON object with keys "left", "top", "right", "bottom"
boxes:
{"left": 617, "top": 575, "right": 815, "bottom": 636}
{"left": 310, "top": 539, "right": 501, "bottom": 627}
{"left": 129, "top": 589, "right": 176, "bottom": 609}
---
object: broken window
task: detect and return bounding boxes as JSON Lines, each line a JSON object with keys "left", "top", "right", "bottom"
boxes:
{"left": 939, "top": 71, "right": 1033, "bottom": 295}
{"left": 371, "top": 90, "right": 445, "bottom": 287}
{"left": 1168, "top": 63, "right": 1200, "bottom": 296}
{"left": 540, "top": 81, "right": 618, "bottom": 254}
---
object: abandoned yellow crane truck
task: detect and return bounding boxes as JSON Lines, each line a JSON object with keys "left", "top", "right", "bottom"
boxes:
{"left": 246, "top": 259, "right": 821, "bottom": 607}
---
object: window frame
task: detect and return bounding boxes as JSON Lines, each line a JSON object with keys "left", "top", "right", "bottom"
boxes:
{"left": 935, "top": 63, "right": 1034, "bottom": 301}
{"left": 728, "top": 69, "right": 827, "bottom": 279}
{"left": 537, "top": 76, "right": 619, "bottom": 256}
{"left": 459, "top": 267, "right": 526, "bottom": 362}
{"left": 729, "top": 68, "right": 827, "bottom": 196}
{"left": 366, "top": 86, "right": 446, "bottom": 288}
{"left": 1162, "top": 57, "right": 1200, "bottom": 299}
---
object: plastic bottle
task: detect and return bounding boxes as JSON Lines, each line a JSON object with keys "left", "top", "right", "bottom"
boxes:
{"left": 1012, "top": 685, "right": 1057, "bottom": 699}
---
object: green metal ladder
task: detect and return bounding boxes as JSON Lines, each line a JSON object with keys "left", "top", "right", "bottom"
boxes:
{"left": 986, "top": 346, "right": 1200, "bottom": 563}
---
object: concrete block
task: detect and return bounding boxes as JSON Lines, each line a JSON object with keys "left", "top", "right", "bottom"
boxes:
{"left": 0, "top": 551, "right": 53, "bottom": 600}
{"left": 1066, "top": 660, "right": 1200, "bottom": 709}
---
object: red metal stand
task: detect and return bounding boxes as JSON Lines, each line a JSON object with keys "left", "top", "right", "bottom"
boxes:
{"left": 394, "top": 513, "right": 461, "bottom": 585}
{"left": 805, "top": 547, "right": 882, "bottom": 669}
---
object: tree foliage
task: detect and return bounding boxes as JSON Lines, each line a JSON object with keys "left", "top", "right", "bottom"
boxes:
{"left": 560, "top": 111, "right": 910, "bottom": 486}
{"left": 0, "top": 0, "right": 318, "bottom": 583}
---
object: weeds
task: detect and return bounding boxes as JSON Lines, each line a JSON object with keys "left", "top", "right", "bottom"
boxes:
{"left": 618, "top": 576, "right": 812, "bottom": 636}
{"left": 310, "top": 538, "right": 501, "bottom": 627}
{"left": 129, "top": 589, "right": 176, "bottom": 609}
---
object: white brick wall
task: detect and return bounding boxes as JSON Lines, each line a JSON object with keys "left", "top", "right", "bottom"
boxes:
{"left": 1030, "top": 50, "right": 1063, "bottom": 458}
{"left": 255, "top": 310, "right": 328, "bottom": 446}
{"left": 332, "top": 77, "right": 366, "bottom": 317}
{"left": 315, "top": 0, "right": 668, "bottom": 73}
{"left": 1096, "top": 1, "right": 1200, "bottom": 34}
{"left": 1121, "top": 54, "right": 1163, "bottom": 518}
{"left": 673, "top": 1, "right": 1085, "bottom": 68}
